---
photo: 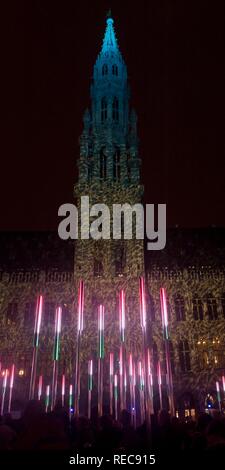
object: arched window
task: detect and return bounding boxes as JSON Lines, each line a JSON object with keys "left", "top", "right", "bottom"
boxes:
{"left": 174, "top": 295, "right": 185, "bottom": 321}
{"left": 94, "top": 259, "right": 103, "bottom": 277}
{"left": 112, "top": 97, "right": 119, "bottom": 121}
{"left": 179, "top": 340, "right": 191, "bottom": 372}
{"left": 193, "top": 296, "right": 203, "bottom": 320}
{"left": 101, "top": 97, "right": 107, "bottom": 122}
{"left": 206, "top": 295, "right": 218, "bottom": 320}
{"left": 112, "top": 64, "right": 118, "bottom": 76}
{"left": 113, "top": 148, "right": 120, "bottom": 181}
{"left": 100, "top": 147, "right": 107, "bottom": 180}
{"left": 102, "top": 64, "right": 108, "bottom": 76}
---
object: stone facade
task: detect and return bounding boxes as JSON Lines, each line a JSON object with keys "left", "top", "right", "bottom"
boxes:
{"left": 0, "top": 15, "right": 225, "bottom": 414}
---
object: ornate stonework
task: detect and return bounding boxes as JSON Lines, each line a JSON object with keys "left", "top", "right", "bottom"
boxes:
{"left": 0, "top": 15, "right": 224, "bottom": 414}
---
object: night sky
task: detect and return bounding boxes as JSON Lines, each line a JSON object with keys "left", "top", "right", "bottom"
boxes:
{"left": 2, "top": 0, "right": 225, "bottom": 231}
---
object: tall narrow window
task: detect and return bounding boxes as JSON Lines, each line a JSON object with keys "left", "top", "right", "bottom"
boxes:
{"left": 221, "top": 293, "right": 225, "bottom": 317}
{"left": 44, "top": 302, "right": 55, "bottom": 327}
{"left": 174, "top": 295, "right": 185, "bottom": 321}
{"left": 112, "top": 64, "right": 118, "bottom": 76}
{"left": 127, "top": 153, "right": 131, "bottom": 181}
{"left": 101, "top": 97, "right": 107, "bottom": 122}
{"left": 179, "top": 340, "right": 191, "bottom": 372}
{"left": 115, "top": 244, "right": 126, "bottom": 276}
{"left": 206, "top": 295, "right": 218, "bottom": 320}
{"left": 162, "top": 341, "right": 175, "bottom": 374}
{"left": 88, "top": 144, "right": 93, "bottom": 183}
{"left": 62, "top": 303, "right": 71, "bottom": 324}
{"left": 112, "top": 97, "right": 119, "bottom": 121}
{"left": 24, "top": 302, "right": 35, "bottom": 327}
{"left": 102, "top": 64, "right": 108, "bottom": 76}
{"left": 6, "top": 302, "right": 18, "bottom": 323}
{"left": 193, "top": 296, "right": 203, "bottom": 320}
{"left": 100, "top": 148, "right": 107, "bottom": 180}
{"left": 94, "top": 259, "right": 103, "bottom": 277}
{"left": 113, "top": 148, "right": 120, "bottom": 181}
{"left": 148, "top": 294, "right": 156, "bottom": 321}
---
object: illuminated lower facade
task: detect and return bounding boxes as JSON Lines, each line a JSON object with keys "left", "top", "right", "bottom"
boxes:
{"left": 0, "top": 254, "right": 225, "bottom": 415}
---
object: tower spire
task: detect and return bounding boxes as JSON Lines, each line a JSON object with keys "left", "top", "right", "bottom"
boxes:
{"left": 101, "top": 12, "right": 119, "bottom": 55}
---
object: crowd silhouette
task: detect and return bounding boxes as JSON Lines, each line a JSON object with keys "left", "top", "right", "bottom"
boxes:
{"left": 0, "top": 401, "right": 225, "bottom": 464}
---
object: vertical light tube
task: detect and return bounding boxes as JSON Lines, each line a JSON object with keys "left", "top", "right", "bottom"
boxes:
{"left": 69, "top": 384, "right": 73, "bottom": 420}
{"left": 45, "top": 385, "right": 50, "bottom": 413}
{"left": 147, "top": 348, "right": 154, "bottom": 414}
{"left": 109, "top": 352, "right": 114, "bottom": 415}
{"left": 51, "top": 306, "right": 62, "bottom": 410}
{"left": 139, "top": 276, "right": 152, "bottom": 431}
{"left": 38, "top": 375, "right": 43, "bottom": 401}
{"left": 114, "top": 374, "right": 118, "bottom": 421}
{"left": 119, "top": 290, "right": 126, "bottom": 412}
{"left": 75, "top": 280, "right": 84, "bottom": 416}
{"left": 29, "top": 295, "right": 43, "bottom": 400}
{"left": 222, "top": 375, "right": 225, "bottom": 395}
{"left": 160, "top": 287, "right": 175, "bottom": 416}
{"left": 1, "top": 369, "right": 8, "bottom": 415}
{"left": 61, "top": 374, "right": 65, "bottom": 407}
{"left": 119, "top": 290, "right": 125, "bottom": 343}
{"left": 8, "top": 364, "right": 15, "bottom": 413}
{"left": 97, "top": 305, "right": 104, "bottom": 417}
{"left": 88, "top": 360, "right": 93, "bottom": 419}
{"left": 129, "top": 353, "right": 135, "bottom": 426}
{"left": 157, "top": 361, "right": 163, "bottom": 411}
{"left": 216, "top": 381, "right": 221, "bottom": 412}
{"left": 138, "top": 361, "right": 145, "bottom": 424}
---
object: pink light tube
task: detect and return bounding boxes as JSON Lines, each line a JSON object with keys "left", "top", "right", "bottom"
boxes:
{"left": 160, "top": 288, "right": 169, "bottom": 339}
{"left": 78, "top": 280, "right": 84, "bottom": 332}
{"left": 56, "top": 306, "right": 62, "bottom": 334}
{"left": 9, "top": 364, "right": 15, "bottom": 389}
{"left": 3, "top": 369, "right": 8, "bottom": 389}
{"left": 216, "top": 381, "right": 220, "bottom": 393}
{"left": 114, "top": 374, "right": 118, "bottom": 388}
{"left": 119, "top": 290, "right": 126, "bottom": 341}
{"left": 61, "top": 374, "right": 65, "bottom": 396}
{"left": 110, "top": 353, "right": 114, "bottom": 377}
{"left": 139, "top": 277, "right": 146, "bottom": 330}
{"left": 38, "top": 375, "right": 43, "bottom": 400}
{"left": 157, "top": 361, "right": 162, "bottom": 386}
{"left": 222, "top": 375, "right": 225, "bottom": 393}
{"left": 129, "top": 354, "right": 133, "bottom": 379}
{"left": 98, "top": 305, "right": 104, "bottom": 331}
{"left": 35, "top": 295, "right": 43, "bottom": 336}
{"left": 119, "top": 346, "right": 123, "bottom": 376}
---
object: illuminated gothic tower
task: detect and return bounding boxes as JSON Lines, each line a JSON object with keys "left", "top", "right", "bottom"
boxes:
{"left": 74, "top": 14, "right": 144, "bottom": 362}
